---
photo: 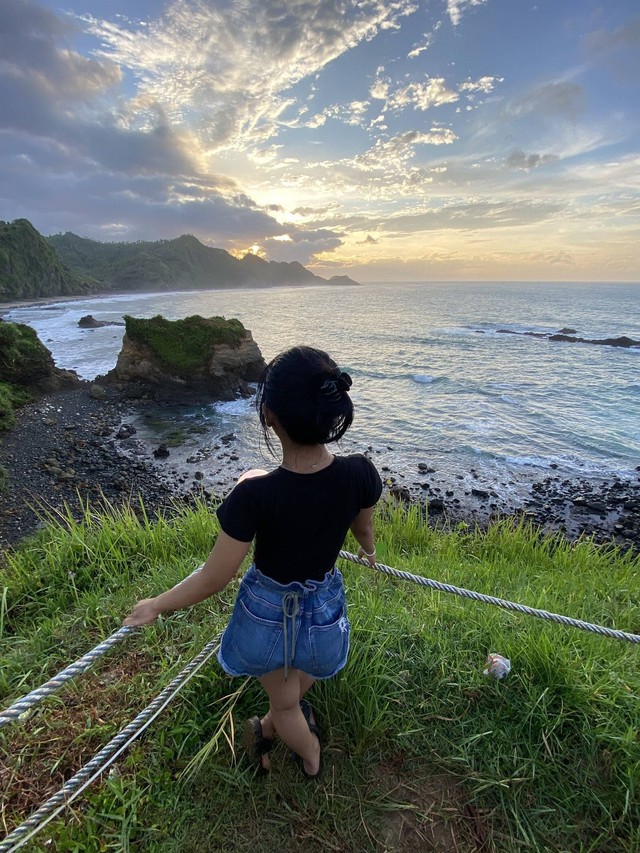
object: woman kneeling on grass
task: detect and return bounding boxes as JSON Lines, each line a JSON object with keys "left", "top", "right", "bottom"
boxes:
{"left": 124, "top": 346, "right": 382, "bottom": 778}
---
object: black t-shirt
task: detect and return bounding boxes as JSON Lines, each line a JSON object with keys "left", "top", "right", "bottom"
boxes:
{"left": 216, "top": 454, "right": 383, "bottom": 584}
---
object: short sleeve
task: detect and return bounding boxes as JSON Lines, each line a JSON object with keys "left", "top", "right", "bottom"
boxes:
{"left": 216, "top": 480, "right": 258, "bottom": 542}
{"left": 359, "top": 457, "right": 383, "bottom": 508}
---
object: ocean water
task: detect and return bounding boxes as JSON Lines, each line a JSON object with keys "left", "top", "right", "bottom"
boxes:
{"left": 4, "top": 282, "right": 640, "bottom": 494}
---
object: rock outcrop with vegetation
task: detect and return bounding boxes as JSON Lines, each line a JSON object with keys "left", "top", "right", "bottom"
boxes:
{"left": 107, "top": 315, "right": 266, "bottom": 401}
{"left": 48, "top": 231, "right": 359, "bottom": 292}
{"left": 0, "top": 321, "right": 79, "bottom": 430}
{"left": 0, "top": 219, "right": 94, "bottom": 301}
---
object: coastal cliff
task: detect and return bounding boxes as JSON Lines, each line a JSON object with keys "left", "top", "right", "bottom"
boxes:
{"left": 0, "top": 219, "right": 94, "bottom": 300}
{"left": 106, "top": 314, "right": 266, "bottom": 401}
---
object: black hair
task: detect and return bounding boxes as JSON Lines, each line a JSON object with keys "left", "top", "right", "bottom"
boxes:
{"left": 256, "top": 345, "right": 354, "bottom": 452}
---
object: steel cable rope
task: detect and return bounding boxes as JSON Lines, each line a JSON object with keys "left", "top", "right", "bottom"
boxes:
{"left": 0, "top": 632, "right": 222, "bottom": 853}
{"left": 0, "top": 626, "right": 136, "bottom": 729}
{"left": 339, "top": 550, "right": 640, "bottom": 644}
{"left": 1, "top": 566, "right": 204, "bottom": 728}
{"left": 2, "top": 550, "right": 638, "bottom": 848}
{"left": 3, "top": 548, "right": 638, "bottom": 731}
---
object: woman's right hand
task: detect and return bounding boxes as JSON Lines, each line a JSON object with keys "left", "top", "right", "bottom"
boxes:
{"left": 123, "top": 598, "right": 161, "bottom": 627}
{"left": 357, "top": 546, "right": 377, "bottom": 566}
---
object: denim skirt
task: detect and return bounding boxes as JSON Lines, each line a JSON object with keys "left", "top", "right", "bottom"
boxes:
{"left": 218, "top": 564, "right": 350, "bottom": 679}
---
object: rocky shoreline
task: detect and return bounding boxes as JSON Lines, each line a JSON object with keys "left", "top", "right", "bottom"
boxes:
{"left": 1, "top": 384, "right": 639, "bottom": 553}
{"left": 0, "top": 385, "right": 179, "bottom": 549}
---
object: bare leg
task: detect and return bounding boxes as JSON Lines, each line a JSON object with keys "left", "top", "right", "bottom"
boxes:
{"left": 259, "top": 668, "right": 321, "bottom": 776}
{"left": 298, "top": 671, "right": 316, "bottom": 700}
{"left": 257, "top": 670, "right": 316, "bottom": 769}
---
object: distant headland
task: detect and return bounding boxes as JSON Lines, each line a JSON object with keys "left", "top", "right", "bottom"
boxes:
{"left": 0, "top": 218, "right": 359, "bottom": 302}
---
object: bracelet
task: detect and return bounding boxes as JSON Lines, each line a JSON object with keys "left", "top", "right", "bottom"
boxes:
{"left": 361, "top": 546, "right": 376, "bottom": 557}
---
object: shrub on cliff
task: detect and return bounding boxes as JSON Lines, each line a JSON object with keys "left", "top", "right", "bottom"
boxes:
{"left": 0, "top": 322, "right": 56, "bottom": 429}
{"left": 123, "top": 314, "right": 247, "bottom": 376}
{"left": 0, "top": 322, "right": 55, "bottom": 385}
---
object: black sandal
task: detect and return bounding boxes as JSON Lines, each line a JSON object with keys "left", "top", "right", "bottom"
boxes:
{"left": 293, "top": 700, "right": 322, "bottom": 779}
{"left": 244, "top": 716, "right": 275, "bottom": 771}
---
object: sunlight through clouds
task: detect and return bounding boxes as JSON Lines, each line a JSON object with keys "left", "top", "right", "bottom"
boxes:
{"left": 0, "top": 0, "right": 638, "bottom": 278}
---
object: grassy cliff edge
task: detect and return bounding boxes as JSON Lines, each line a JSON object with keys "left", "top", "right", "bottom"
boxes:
{"left": 1, "top": 500, "right": 638, "bottom": 851}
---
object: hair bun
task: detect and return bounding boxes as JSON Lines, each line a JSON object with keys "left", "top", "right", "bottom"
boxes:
{"left": 319, "top": 369, "right": 353, "bottom": 402}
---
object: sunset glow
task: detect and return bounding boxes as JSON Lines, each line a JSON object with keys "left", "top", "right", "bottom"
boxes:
{"left": 1, "top": 0, "right": 638, "bottom": 281}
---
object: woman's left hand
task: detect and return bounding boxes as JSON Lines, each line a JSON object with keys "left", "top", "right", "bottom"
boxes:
{"left": 124, "top": 598, "right": 161, "bottom": 627}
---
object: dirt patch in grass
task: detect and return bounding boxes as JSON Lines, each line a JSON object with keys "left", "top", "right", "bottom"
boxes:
{"left": 0, "top": 648, "right": 158, "bottom": 834}
{"left": 371, "top": 757, "right": 489, "bottom": 852}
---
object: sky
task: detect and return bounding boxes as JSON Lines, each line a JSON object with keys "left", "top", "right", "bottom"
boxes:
{"left": 1, "top": 0, "right": 639, "bottom": 282}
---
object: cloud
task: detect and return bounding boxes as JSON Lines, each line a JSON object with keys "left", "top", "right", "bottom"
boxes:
{"left": 305, "top": 100, "right": 371, "bottom": 129}
{"left": 407, "top": 23, "right": 440, "bottom": 58}
{"left": 371, "top": 73, "right": 502, "bottom": 116}
{"left": 83, "top": 0, "right": 420, "bottom": 150}
{"left": 353, "top": 129, "right": 457, "bottom": 172}
{"left": 459, "top": 76, "right": 503, "bottom": 95}
{"left": 583, "top": 17, "right": 640, "bottom": 82}
{"left": 263, "top": 227, "right": 343, "bottom": 263}
{"left": 386, "top": 78, "right": 459, "bottom": 111}
{"left": 0, "top": 0, "right": 207, "bottom": 179}
{"left": 508, "top": 81, "right": 586, "bottom": 122}
{"left": 584, "top": 18, "right": 640, "bottom": 58}
{"left": 506, "top": 149, "right": 559, "bottom": 171}
{"left": 0, "top": 140, "right": 288, "bottom": 243}
{"left": 366, "top": 199, "right": 566, "bottom": 235}
{"left": 291, "top": 205, "right": 339, "bottom": 217}
{"left": 446, "top": 0, "right": 489, "bottom": 27}
{"left": 357, "top": 234, "right": 379, "bottom": 244}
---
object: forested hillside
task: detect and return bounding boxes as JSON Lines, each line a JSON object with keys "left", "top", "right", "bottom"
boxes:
{"left": 0, "top": 220, "right": 94, "bottom": 300}
{"left": 0, "top": 220, "right": 357, "bottom": 301}
{"left": 48, "top": 232, "right": 353, "bottom": 291}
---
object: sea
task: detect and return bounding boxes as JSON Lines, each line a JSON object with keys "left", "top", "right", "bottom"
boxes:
{"left": 4, "top": 281, "right": 640, "bottom": 506}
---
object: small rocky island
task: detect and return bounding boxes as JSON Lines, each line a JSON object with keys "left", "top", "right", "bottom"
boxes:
{"left": 105, "top": 314, "right": 266, "bottom": 402}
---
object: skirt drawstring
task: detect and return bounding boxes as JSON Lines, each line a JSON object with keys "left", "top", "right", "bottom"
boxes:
{"left": 282, "top": 592, "right": 300, "bottom": 680}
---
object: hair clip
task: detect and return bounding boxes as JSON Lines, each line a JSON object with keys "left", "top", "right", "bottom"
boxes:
{"left": 319, "top": 370, "right": 352, "bottom": 401}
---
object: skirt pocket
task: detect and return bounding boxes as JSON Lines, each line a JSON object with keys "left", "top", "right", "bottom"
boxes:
{"left": 226, "top": 599, "right": 282, "bottom": 673}
{"left": 309, "top": 609, "right": 350, "bottom": 678}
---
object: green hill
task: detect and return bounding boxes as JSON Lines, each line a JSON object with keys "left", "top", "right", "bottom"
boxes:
{"left": 0, "top": 219, "right": 94, "bottom": 301}
{"left": 47, "top": 231, "right": 357, "bottom": 292}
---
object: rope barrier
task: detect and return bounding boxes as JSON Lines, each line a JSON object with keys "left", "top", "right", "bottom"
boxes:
{"left": 0, "top": 565, "right": 205, "bottom": 729}
{"left": 0, "top": 626, "right": 136, "bottom": 729}
{"left": 339, "top": 550, "right": 640, "bottom": 644}
{"left": 0, "top": 633, "right": 222, "bottom": 853}
{"left": 2, "top": 552, "right": 637, "bottom": 849}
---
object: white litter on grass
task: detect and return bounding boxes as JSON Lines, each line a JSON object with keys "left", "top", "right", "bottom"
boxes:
{"left": 483, "top": 653, "right": 511, "bottom": 679}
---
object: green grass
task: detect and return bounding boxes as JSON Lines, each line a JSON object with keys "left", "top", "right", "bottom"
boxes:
{"left": 124, "top": 315, "right": 246, "bottom": 376}
{"left": 1, "top": 499, "right": 639, "bottom": 852}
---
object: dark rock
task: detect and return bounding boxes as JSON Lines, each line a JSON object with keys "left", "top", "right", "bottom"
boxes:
{"left": 471, "top": 488, "right": 490, "bottom": 499}
{"left": 556, "top": 328, "right": 577, "bottom": 335}
{"left": 89, "top": 384, "right": 107, "bottom": 400}
{"left": 153, "top": 444, "right": 170, "bottom": 458}
{"left": 389, "top": 486, "right": 411, "bottom": 502}
{"left": 115, "top": 423, "right": 137, "bottom": 439}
